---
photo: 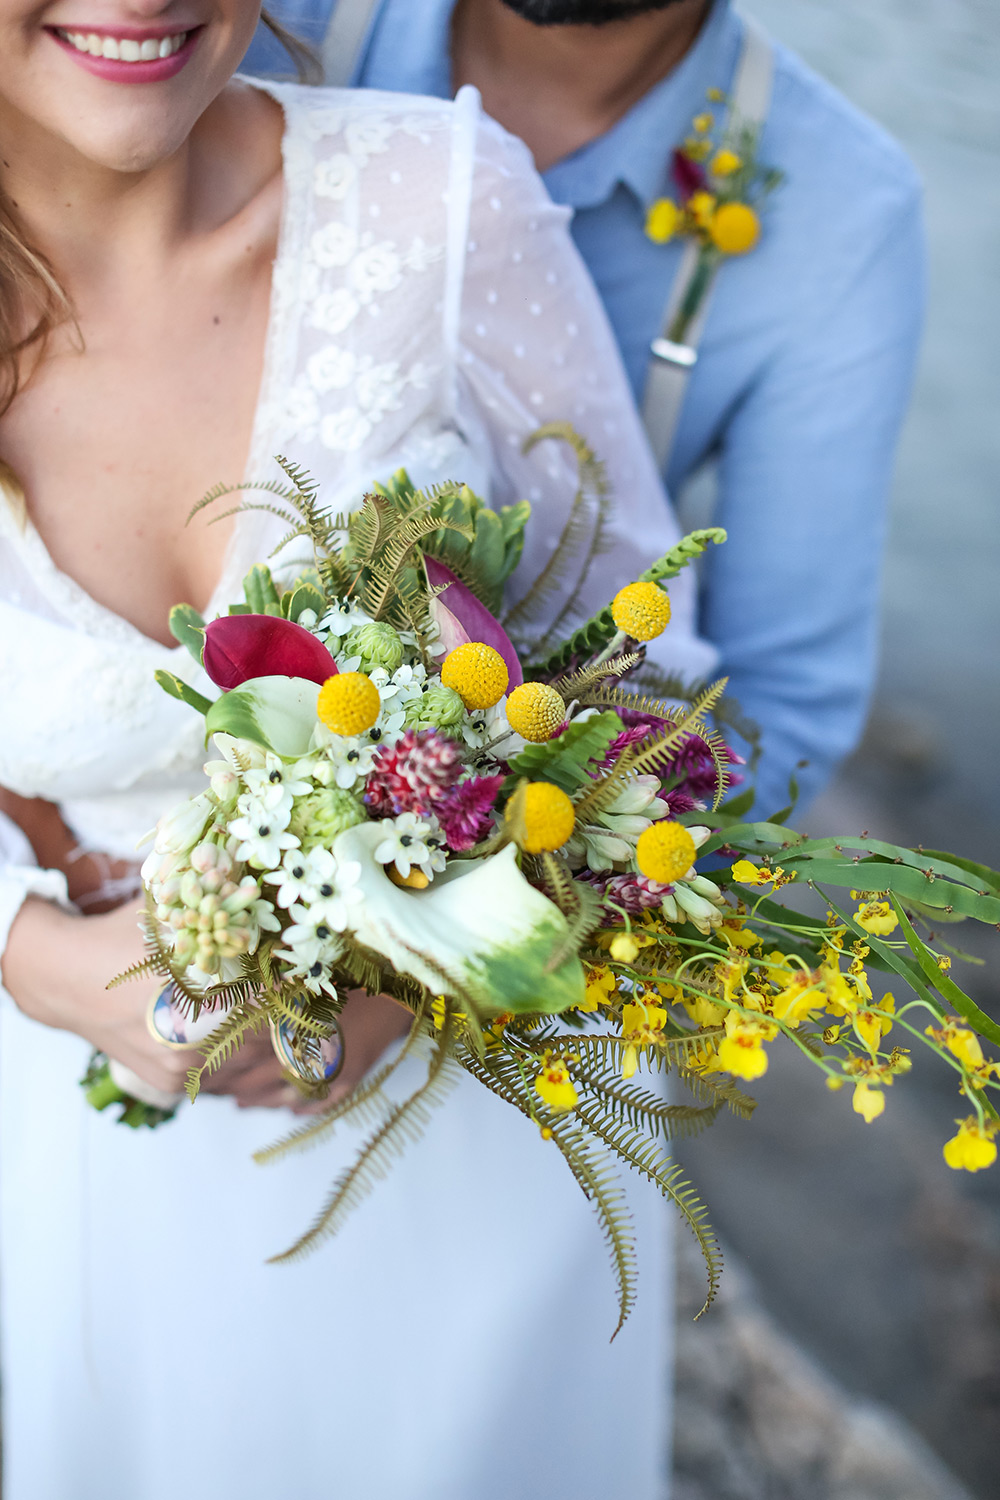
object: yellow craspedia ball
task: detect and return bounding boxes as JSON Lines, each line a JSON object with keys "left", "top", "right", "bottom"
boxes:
{"left": 636, "top": 820, "right": 697, "bottom": 884}
{"left": 709, "top": 148, "right": 742, "bottom": 177}
{"left": 316, "top": 672, "right": 381, "bottom": 736}
{"left": 611, "top": 581, "right": 672, "bottom": 641}
{"left": 505, "top": 682, "right": 566, "bottom": 743}
{"left": 709, "top": 201, "right": 760, "bottom": 255}
{"left": 645, "top": 197, "right": 679, "bottom": 245}
{"left": 440, "top": 642, "right": 509, "bottom": 710}
{"left": 689, "top": 189, "right": 717, "bottom": 229}
{"left": 509, "top": 782, "right": 576, "bottom": 855}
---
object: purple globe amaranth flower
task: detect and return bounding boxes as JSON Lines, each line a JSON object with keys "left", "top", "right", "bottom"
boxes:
{"left": 364, "top": 729, "right": 462, "bottom": 818}
{"left": 436, "top": 774, "right": 505, "bottom": 852}
{"left": 603, "top": 708, "right": 743, "bottom": 805}
{"left": 583, "top": 871, "right": 673, "bottom": 916}
{"left": 203, "top": 614, "right": 338, "bottom": 690}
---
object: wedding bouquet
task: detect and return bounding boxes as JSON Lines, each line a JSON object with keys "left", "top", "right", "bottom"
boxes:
{"left": 85, "top": 432, "right": 1000, "bottom": 1334}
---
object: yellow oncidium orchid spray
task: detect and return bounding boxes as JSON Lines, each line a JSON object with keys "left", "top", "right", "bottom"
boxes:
{"left": 620, "top": 992, "right": 668, "bottom": 1079}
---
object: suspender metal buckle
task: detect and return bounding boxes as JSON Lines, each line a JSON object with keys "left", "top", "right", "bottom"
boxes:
{"left": 649, "top": 337, "right": 698, "bottom": 369}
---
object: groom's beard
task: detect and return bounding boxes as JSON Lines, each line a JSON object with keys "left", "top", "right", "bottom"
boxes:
{"left": 499, "top": 0, "right": 690, "bottom": 25}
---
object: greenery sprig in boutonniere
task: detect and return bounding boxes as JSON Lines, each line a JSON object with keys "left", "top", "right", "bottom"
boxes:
{"left": 645, "top": 88, "right": 784, "bottom": 345}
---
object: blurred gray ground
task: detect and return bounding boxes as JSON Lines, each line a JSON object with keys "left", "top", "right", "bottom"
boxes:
{"left": 674, "top": 4, "right": 1000, "bottom": 1497}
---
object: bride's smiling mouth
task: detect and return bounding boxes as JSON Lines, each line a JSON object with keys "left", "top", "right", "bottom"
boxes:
{"left": 46, "top": 23, "right": 204, "bottom": 82}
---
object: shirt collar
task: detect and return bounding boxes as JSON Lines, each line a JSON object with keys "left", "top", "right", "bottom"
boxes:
{"left": 543, "top": 0, "right": 741, "bottom": 211}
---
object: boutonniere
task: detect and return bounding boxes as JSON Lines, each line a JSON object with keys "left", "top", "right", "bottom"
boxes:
{"left": 645, "top": 88, "right": 784, "bottom": 344}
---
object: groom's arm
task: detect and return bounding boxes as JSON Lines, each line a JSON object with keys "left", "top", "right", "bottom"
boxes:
{"left": 700, "top": 181, "right": 925, "bottom": 820}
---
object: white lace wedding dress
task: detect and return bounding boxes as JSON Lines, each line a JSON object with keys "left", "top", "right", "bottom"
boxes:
{"left": 0, "top": 81, "right": 716, "bottom": 1500}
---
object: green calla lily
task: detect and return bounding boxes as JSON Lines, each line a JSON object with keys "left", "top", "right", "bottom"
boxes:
{"left": 332, "top": 822, "right": 585, "bottom": 1017}
{"left": 203, "top": 675, "right": 319, "bottom": 758}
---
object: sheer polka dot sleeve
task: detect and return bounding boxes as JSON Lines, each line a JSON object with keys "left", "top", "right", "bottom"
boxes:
{"left": 450, "top": 90, "right": 718, "bottom": 682}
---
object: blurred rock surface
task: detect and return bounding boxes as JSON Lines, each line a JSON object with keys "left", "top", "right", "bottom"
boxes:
{"left": 673, "top": 1231, "right": 976, "bottom": 1500}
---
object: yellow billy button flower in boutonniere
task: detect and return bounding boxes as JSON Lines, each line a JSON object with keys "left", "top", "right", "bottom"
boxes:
{"left": 708, "top": 202, "right": 760, "bottom": 255}
{"left": 644, "top": 89, "right": 783, "bottom": 345}
{"left": 645, "top": 197, "right": 680, "bottom": 245}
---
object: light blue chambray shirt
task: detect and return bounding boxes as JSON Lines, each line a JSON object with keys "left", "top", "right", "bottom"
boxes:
{"left": 243, "top": 1, "right": 926, "bottom": 819}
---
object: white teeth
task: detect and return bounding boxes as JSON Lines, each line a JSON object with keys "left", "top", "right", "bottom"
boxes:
{"left": 58, "top": 29, "right": 188, "bottom": 62}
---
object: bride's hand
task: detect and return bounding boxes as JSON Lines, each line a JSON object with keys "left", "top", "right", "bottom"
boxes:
{"left": 2, "top": 897, "right": 202, "bottom": 1097}
{"left": 1, "top": 897, "right": 412, "bottom": 1109}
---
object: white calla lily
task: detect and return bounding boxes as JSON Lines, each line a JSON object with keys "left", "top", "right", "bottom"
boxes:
{"left": 203, "top": 676, "right": 321, "bottom": 758}
{"left": 331, "top": 822, "right": 585, "bottom": 1015}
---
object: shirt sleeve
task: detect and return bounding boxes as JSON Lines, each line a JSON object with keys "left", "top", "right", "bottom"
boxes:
{"left": 451, "top": 92, "right": 719, "bottom": 686}
{"left": 0, "top": 811, "right": 69, "bottom": 996}
{"left": 701, "top": 182, "right": 926, "bottom": 819}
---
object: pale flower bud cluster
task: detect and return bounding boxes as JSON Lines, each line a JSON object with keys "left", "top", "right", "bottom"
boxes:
{"left": 147, "top": 833, "right": 274, "bottom": 977}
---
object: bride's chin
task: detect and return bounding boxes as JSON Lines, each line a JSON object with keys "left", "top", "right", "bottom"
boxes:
{"left": 2, "top": 30, "right": 250, "bottom": 177}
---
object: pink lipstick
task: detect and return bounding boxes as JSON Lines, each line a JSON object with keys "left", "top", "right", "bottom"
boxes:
{"left": 48, "top": 24, "right": 202, "bottom": 83}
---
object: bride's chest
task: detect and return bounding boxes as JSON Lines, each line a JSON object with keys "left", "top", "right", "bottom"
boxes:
{"left": 0, "top": 262, "right": 273, "bottom": 648}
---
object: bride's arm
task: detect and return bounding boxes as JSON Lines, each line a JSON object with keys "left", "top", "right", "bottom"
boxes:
{"left": 451, "top": 92, "right": 718, "bottom": 680}
{"left": 0, "top": 808, "right": 407, "bottom": 1110}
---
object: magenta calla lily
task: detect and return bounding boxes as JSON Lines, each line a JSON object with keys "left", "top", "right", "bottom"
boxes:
{"left": 203, "top": 614, "right": 338, "bottom": 691}
{"left": 424, "top": 556, "right": 523, "bottom": 690}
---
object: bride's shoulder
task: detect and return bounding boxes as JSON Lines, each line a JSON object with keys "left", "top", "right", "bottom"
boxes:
{"left": 260, "top": 80, "right": 470, "bottom": 149}
{"left": 257, "top": 80, "right": 533, "bottom": 186}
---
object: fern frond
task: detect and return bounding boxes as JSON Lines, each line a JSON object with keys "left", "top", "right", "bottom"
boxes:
{"left": 678, "top": 1066, "right": 757, "bottom": 1119}
{"left": 265, "top": 991, "right": 336, "bottom": 1039}
{"left": 460, "top": 1043, "right": 637, "bottom": 1337}
{"left": 524, "top": 426, "right": 615, "bottom": 653}
{"left": 576, "top": 683, "right": 678, "bottom": 717}
{"left": 550, "top": 1030, "right": 720, "bottom": 1073}
{"left": 332, "top": 942, "right": 390, "bottom": 997}
{"left": 199, "top": 975, "right": 265, "bottom": 1013}
{"left": 536, "top": 852, "right": 605, "bottom": 966}
{"left": 502, "top": 426, "right": 605, "bottom": 639}
{"left": 552, "top": 654, "right": 642, "bottom": 702}
{"left": 572, "top": 680, "right": 727, "bottom": 823}
{"left": 526, "top": 527, "right": 727, "bottom": 677}
{"left": 187, "top": 477, "right": 299, "bottom": 525}
{"left": 106, "top": 954, "right": 162, "bottom": 990}
{"left": 575, "top": 1065, "right": 721, "bottom": 1141}
{"left": 185, "top": 999, "right": 271, "bottom": 1101}
{"left": 570, "top": 1094, "right": 722, "bottom": 1316}
{"left": 269, "top": 1013, "right": 460, "bottom": 1262}
{"left": 357, "top": 513, "right": 472, "bottom": 620}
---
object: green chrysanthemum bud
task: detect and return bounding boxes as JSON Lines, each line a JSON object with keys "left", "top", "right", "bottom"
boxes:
{"left": 288, "top": 787, "right": 367, "bottom": 851}
{"left": 342, "top": 621, "right": 405, "bottom": 674}
{"left": 403, "top": 681, "right": 466, "bottom": 735}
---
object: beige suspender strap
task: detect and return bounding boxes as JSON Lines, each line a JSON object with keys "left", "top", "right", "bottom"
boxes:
{"left": 320, "top": 0, "right": 381, "bottom": 87}
{"left": 641, "top": 15, "right": 775, "bottom": 470}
